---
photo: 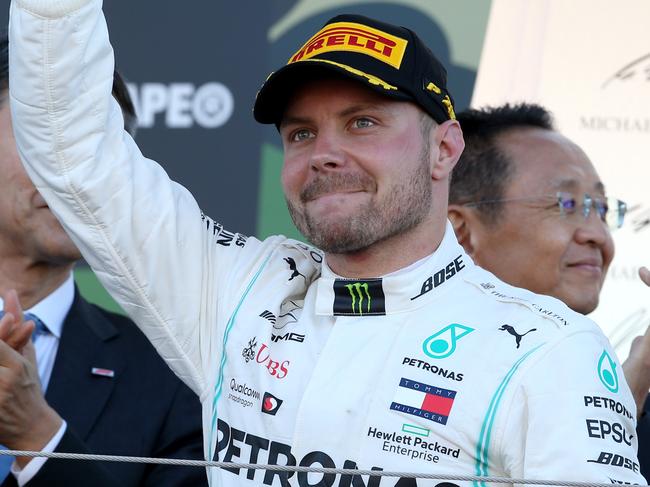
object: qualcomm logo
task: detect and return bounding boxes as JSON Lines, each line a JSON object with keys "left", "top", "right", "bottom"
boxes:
{"left": 127, "top": 82, "right": 234, "bottom": 129}
{"left": 422, "top": 324, "right": 474, "bottom": 359}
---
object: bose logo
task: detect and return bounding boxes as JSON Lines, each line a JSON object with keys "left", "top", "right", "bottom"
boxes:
{"left": 127, "top": 82, "right": 234, "bottom": 129}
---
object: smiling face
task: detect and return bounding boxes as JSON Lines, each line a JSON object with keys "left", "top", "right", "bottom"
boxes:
{"left": 0, "top": 98, "right": 81, "bottom": 265}
{"left": 468, "top": 128, "right": 615, "bottom": 314}
{"left": 280, "top": 77, "right": 438, "bottom": 257}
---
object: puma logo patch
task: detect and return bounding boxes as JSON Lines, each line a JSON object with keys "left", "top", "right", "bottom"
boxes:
{"left": 499, "top": 324, "right": 536, "bottom": 349}
{"left": 284, "top": 257, "right": 306, "bottom": 282}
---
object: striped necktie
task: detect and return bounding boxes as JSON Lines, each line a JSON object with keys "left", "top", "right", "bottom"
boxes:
{"left": 24, "top": 313, "right": 49, "bottom": 342}
{"left": 0, "top": 310, "right": 10, "bottom": 479}
{"left": 0, "top": 310, "right": 48, "bottom": 340}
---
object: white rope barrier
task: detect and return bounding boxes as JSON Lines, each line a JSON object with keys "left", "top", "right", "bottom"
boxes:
{"left": 0, "top": 449, "right": 646, "bottom": 487}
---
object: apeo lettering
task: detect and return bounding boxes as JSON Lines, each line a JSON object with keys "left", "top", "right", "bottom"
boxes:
{"left": 127, "top": 82, "right": 234, "bottom": 129}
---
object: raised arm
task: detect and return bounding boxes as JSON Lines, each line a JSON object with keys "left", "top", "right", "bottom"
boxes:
{"left": 8, "top": 0, "right": 239, "bottom": 396}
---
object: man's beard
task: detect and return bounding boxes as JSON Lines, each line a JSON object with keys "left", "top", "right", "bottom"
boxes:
{"left": 286, "top": 150, "right": 433, "bottom": 254}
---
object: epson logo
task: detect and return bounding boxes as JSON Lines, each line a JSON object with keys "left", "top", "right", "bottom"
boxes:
{"left": 127, "top": 82, "right": 234, "bottom": 129}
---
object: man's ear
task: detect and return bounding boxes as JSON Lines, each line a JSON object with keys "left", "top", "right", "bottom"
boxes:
{"left": 448, "top": 204, "right": 474, "bottom": 255}
{"left": 431, "top": 120, "right": 464, "bottom": 181}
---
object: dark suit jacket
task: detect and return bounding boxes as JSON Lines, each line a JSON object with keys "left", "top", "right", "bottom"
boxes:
{"left": 637, "top": 395, "right": 650, "bottom": 481}
{"left": 2, "top": 290, "right": 207, "bottom": 487}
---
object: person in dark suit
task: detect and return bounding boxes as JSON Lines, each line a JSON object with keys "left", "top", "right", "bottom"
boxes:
{"left": 0, "top": 34, "right": 207, "bottom": 486}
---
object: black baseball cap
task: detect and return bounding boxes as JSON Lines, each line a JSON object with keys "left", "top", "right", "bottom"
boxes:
{"left": 253, "top": 14, "right": 456, "bottom": 125}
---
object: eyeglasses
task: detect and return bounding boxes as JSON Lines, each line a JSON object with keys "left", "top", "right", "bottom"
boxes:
{"left": 464, "top": 192, "right": 627, "bottom": 230}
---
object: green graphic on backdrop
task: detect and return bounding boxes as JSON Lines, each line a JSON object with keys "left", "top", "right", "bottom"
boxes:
{"left": 270, "top": 0, "right": 491, "bottom": 70}
{"left": 74, "top": 267, "right": 124, "bottom": 314}
{"left": 256, "top": 143, "right": 306, "bottom": 241}
{"left": 72, "top": 0, "right": 492, "bottom": 311}
{"left": 256, "top": 0, "right": 491, "bottom": 240}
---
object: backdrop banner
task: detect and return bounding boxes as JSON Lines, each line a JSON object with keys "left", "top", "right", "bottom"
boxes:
{"left": 0, "top": 1, "right": 490, "bottom": 309}
{"left": 471, "top": 0, "right": 650, "bottom": 359}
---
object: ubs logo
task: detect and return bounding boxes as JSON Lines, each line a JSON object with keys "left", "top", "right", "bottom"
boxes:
{"left": 256, "top": 344, "right": 290, "bottom": 379}
{"left": 242, "top": 337, "right": 257, "bottom": 363}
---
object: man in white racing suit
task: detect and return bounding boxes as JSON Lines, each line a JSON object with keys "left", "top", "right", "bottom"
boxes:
{"left": 7, "top": 2, "right": 646, "bottom": 486}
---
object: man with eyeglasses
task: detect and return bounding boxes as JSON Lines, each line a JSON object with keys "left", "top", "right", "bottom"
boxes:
{"left": 448, "top": 102, "right": 650, "bottom": 476}
{"left": 449, "top": 103, "right": 625, "bottom": 316}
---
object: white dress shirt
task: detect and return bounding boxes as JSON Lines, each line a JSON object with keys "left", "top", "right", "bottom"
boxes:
{"left": 0, "top": 274, "right": 74, "bottom": 485}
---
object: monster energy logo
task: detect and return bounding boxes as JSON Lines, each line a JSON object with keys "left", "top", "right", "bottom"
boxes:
{"left": 345, "top": 282, "right": 371, "bottom": 315}
{"left": 333, "top": 278, "right": 386, "bottom": 316}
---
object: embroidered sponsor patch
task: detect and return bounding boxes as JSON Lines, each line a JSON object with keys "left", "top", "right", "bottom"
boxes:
{"left": 289, "top": 21, "right": 408, "bottom": 69}
{"left": 390, "top": 378, "right": 456, "bottom": 425}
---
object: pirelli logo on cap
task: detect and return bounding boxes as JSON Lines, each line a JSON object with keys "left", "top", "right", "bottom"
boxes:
{"left": 289, "top": 22, "right": 408, "bottom": 69}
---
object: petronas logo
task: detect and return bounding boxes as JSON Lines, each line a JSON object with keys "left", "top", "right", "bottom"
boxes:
{"left": 423, "top": 324, "right": 474, "bottom": 359}
{"left": 345, "top": 282, "right": 371, "bottom": 315}
{"left": 597, "top": 350, "right": 619, "bottom": 393}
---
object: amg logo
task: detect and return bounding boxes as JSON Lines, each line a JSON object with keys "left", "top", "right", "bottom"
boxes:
{"left": 271, "top": 332, "right": 305, "bottom": 343}
{"left": 259, "top": 311, "right": 276, "bottom": 324}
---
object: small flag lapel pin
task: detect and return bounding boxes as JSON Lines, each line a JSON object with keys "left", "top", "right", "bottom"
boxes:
{"left": 91, "top": 367, "right": 115, "bottom": 378}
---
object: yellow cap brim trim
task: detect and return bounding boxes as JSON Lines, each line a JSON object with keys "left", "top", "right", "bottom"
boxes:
{"left": 298, "top": 58, "right": 398, "bottom": 91}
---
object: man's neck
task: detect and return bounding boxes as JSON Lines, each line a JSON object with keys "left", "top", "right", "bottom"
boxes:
{"left": 326, "top": 215, "right": 447, "bottom": 278}
{"left": 0, "top": 258, "right": 75, "bottom": 309}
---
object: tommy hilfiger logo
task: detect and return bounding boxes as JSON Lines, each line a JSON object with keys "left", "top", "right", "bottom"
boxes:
{"left": 390, "top": 378, "right": 456, "bottom": 425}
{"left": 333, "top": 279, "right": 386, "bottom": 316}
